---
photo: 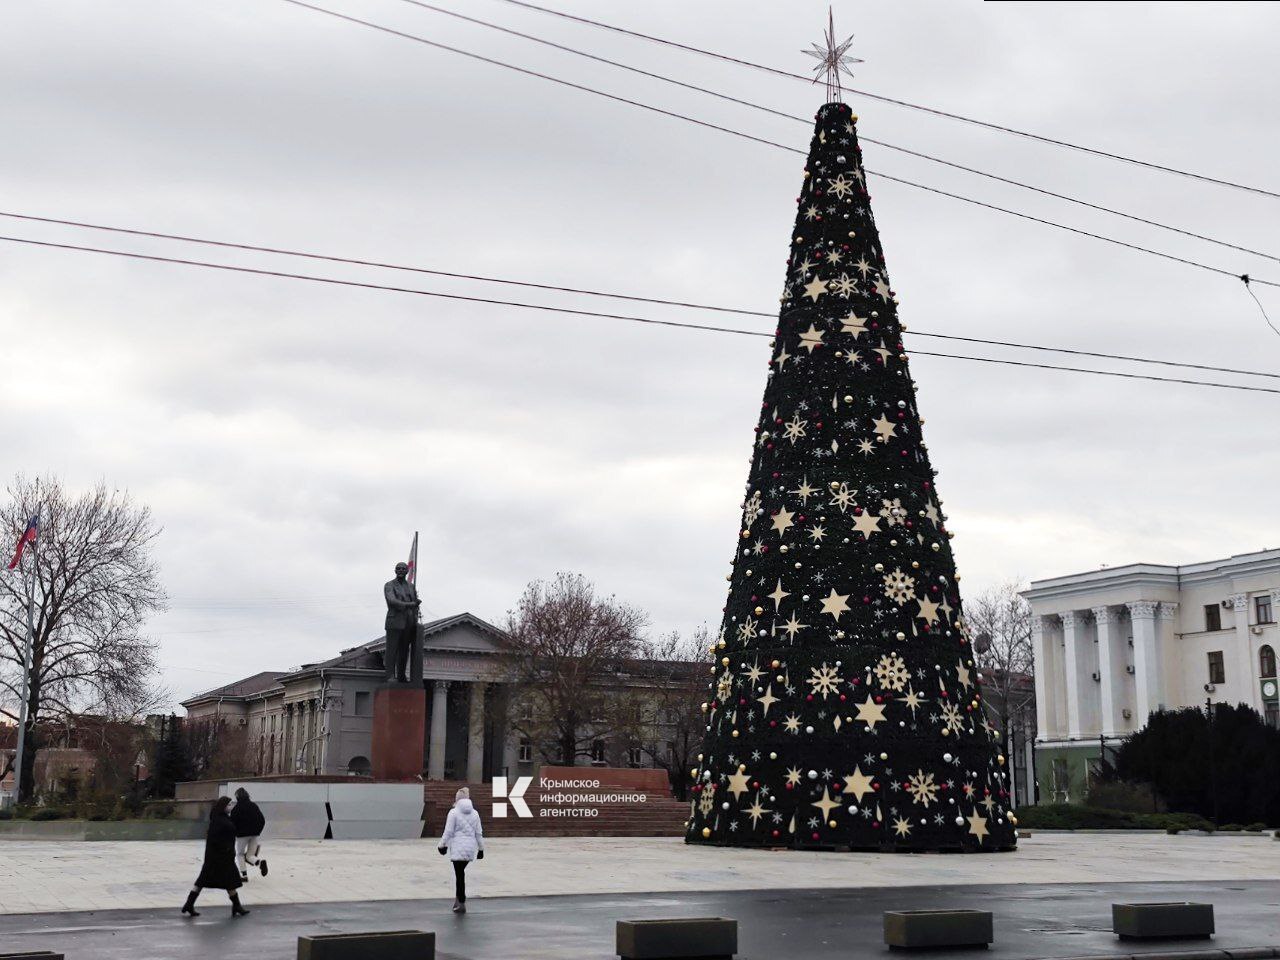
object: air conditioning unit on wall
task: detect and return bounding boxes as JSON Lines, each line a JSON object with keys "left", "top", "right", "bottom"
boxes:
{"left": 1251, "top": 626, "right": 1264, "bottom": 635}
{"left": 1121, "top": 708, "right": 1133, "bottom": 719}
{"left": 1091, "top": 671, "right": 1101, "bottom": 682}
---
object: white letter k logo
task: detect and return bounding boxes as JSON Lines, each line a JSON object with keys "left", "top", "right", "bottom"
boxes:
{"left": 492, "top": 775, "right": 532, "bottom": 818}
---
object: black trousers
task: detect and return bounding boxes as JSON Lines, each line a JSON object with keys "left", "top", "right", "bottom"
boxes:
{"left": 386, "top": 625, "right": 414, "bottom": 681}
{"left": 452, "top": 860, "right": 468, "bottom": 902}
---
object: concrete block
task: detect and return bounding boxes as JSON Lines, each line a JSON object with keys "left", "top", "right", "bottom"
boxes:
{"left": 259, "top": 818, "right": 330, "bottom": 840}
{"left": 616, "top": 918, "right": 737, "bottom": 959}
{"left": 1112, "top": 902, "right": 1214, "bottom": 940}
{"left": 0, "top": 953, "right": 65, "bottom": 959}
{"left": 326, "top": 783, "right": 423, "bottom": 805}
{"left": 327, "top": 801, "right": 427, "bottom": 822}
{"left": 297, "top": 930, "right": 434, "bottom": 960}
{"left": 223, "top": 781, "right": 329, "bottom": 802}
{"left": 326, "top": 820, "right": 425, "bottom": 840}
{"left": 883, "top": 910, "right": 993, "bottom": 949}
{"left": 253, "top": 801, "right": 332, "bottom": 822}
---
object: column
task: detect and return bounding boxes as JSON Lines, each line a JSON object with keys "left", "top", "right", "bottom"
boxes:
{"left": 1155, "top": 603, "right": 1180, "bottom": 709}
{"left": 466, "top": 682, "right": 486, "bottom": 783}
{"left": 500, "top": 688, "right": 519, "bottom": 777}
{"left": 1031, "top": 615, "right": 1055, "bottom": 739}
{"left": 1128, "top": 601, "right": 1161, "bottom": 723}
{"left": 427, "top": 680, "right": 449, "bottom": 780}
{"left": 1093, "top": 605, "right": 1124, "bottom": 736}
{"left": 1061, "top": 610, "right": 1090, "bottom": 738}
{"left": 1229, "top": 593, "right": 1255, "bottom": 710}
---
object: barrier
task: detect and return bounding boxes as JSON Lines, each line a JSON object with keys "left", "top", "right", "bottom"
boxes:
{"left": 1112, "top": 902, "right": 1214, "bottom": 940}
{"left": 297, "top": 930, "right": 435, "bottom": 959}
{"left": 616, "top": 918, "right": 737, "bottom": 959}
{"left": 883, "top": 909, "right": 993, "bottom": 949}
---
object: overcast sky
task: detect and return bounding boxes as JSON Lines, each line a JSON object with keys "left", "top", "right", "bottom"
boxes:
{"left": 3, "top": 1, "right": 1278, "bottom": 708}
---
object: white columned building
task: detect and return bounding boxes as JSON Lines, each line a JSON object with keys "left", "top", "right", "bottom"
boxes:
{"left": 1023, "top": 548, "right": 1280, "bottom": 804}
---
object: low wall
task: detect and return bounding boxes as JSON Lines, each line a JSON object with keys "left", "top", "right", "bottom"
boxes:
{"left": 0, "top": 819, "right": 206, "bottom": 841}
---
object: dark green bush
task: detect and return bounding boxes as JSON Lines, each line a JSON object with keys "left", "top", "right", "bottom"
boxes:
{"left": 1246, "top": 822, "right": 1268, "bottom": 832}
{"left": 1220, "top": 823, "right": 1243, "bottom": 832}
{"left": 30, "top": 807, "right": 68, "bottom": 821}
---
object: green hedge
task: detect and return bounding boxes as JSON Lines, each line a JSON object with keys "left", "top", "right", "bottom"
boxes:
{"left": 1017, "top": 804, "right": 1214, "bottom": 832}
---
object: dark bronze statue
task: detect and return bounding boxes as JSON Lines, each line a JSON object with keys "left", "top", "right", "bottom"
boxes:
{"left": 384, "top": 561, "right": 421, "bottom": 683}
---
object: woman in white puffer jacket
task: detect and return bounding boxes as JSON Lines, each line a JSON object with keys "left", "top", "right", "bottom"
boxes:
{"left": 438, "top": 794, "right": 484, "bottom": 913}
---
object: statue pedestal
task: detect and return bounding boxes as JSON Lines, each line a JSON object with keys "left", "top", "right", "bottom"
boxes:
{"left": 371, "top": 684, "right": 426, "bottom": 781}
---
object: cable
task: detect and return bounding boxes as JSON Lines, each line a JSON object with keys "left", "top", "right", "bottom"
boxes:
{"left": 491, "top": 0, "right": 1280, "bottom": 202}
{"left": 1242, "top": 277, "right": 1280, "bottom": 339}
{"left": 279, "top": 0, "right": 1280, "bottom": 292}
{"left": 3, "top": 208, "right": 1275, "bottom": 381}
{"left": 403, "top": 0, "right": 1280, "bottom": 266}
{"left": 3, "top": 231, "right": 1277, "bottom": 395}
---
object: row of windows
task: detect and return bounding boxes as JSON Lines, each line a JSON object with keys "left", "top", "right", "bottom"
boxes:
{"left": 1204, "top": 596, "right": 1274, "bottom": 632}
{"left": 516, "top": 739, "right": 677, "bottom": 767}
{"left": 1206, "top": 644, "right": 1276, "bottom": 685}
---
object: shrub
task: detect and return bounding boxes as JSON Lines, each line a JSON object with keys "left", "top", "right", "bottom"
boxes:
{"left": 30, "top": 807, "right": 69, "bottom": 821}
{"left": 1220, "top": 823, "right": 1243, "bottom": 832}
{"left": 1246, "top": 822, "right": 1268, "bottom": 832}
{"left": 1085, "top": 780, "right": 1162, "bottom": 814}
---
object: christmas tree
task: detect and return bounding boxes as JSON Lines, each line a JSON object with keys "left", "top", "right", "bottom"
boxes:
{"left": 685, "top": 46, "right": 1016, "bottom": 853}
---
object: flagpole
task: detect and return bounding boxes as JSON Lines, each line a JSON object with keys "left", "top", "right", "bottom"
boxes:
{"left": 11, "top": 518, "right": 37, "bottom": 807}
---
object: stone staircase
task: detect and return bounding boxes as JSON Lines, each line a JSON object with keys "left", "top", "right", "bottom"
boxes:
{"left": 422, "top": 779, "right": 689, "bottom": 838}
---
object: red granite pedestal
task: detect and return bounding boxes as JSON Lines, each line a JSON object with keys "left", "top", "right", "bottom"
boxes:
{"left": 371, "top": 684, "right": 426, "bottom": 781}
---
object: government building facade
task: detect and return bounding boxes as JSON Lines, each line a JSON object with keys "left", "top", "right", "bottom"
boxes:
{"left": 1023, "top": 548, "right": 1280, "bottom": 803}
{"left": 181, "top": 612, "right": 691, "bottom": 785}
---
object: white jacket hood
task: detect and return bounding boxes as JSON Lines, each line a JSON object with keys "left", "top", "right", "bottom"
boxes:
{"left": 455, "top": 798, "right": 475, "bottom": 816}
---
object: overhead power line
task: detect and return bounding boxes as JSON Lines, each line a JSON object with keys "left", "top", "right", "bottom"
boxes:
{"left": 279, "top": 0, "right": 1280, "bottom": 296}
{"left": 2, "top": 209, "right": 1275, "bottom": 382}
{"left": 403, "top": 0, "right": 1280, "bottom": 266}
{"left": 3, "top": 231, "right": 1277, "bottom": 395}
{"left": 490, "top": 0, "right": 1280, "bottom": 202}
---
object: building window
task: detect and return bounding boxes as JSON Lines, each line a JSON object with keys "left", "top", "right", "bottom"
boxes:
{"left": 628, "top": 746, "right": 642, "bottom": 768}
{"left": 1261, "top": 645, "right": 1277, "bottom": 679}
{"left": 1207, "top": 650, "right": 1226, "bottom": 685}
{"left": 1257, "top": 596, "right": 1274, "bottom": 625}
{"left": 519, "top": 701, "right": 534, "bottom": 723}
{"left": 1204, "top": 604, "right": 1221, "bottom": 632}
{"left": 665, "top": 740, "right": 676, "bottom": 762}
{"left": 354, "top": 691, "right": 371, "bottom": 717}
{"left": 518, "top": 738, "right": 533, "bottom": 763}
{"left": 1266, "top": 704, "right": 1280, "bottom": 729}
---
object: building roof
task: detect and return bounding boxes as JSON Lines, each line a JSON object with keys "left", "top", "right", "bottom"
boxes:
{"left": 1024, "top": 546, "right": 1280, "bottom": 600}
{"left": 182, "top": 671, "right": 287, "bottom": 707}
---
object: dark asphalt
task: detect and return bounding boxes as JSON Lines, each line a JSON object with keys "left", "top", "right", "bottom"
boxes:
{"left": 1, "top": 881, "right": 1277, "bottom": 960}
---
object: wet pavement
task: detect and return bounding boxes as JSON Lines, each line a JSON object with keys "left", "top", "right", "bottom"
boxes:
{"left": 1, "top": 880, "right": 1277, "bottom": 960}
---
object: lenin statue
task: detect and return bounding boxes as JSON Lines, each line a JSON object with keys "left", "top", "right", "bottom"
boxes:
{"left": 384, "top": 561, "right": 421, "bottom": 683}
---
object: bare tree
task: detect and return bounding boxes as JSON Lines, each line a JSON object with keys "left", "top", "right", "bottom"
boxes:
{"left": 0, "top": 476, "right": 166, "bottom": 802}
{"left": 620, "top": 628, "right": 709, "bottom": 800}
{"left": 965, "top": 578, "right": 1036, "bottom": 743}
{"left": 503, "top": 572, "right": 647, "bottom": 766}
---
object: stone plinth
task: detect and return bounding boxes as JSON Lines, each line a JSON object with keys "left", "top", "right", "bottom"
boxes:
{"left": 372, "top": 685, "right": 426, "bottom": 781}
{"left": 1112, "top": 902, "right": 1214, "bottom": 940}
{"left": 616, "top": 918, "right": 737, "bottom": 960}
{"left": 883, "top": 910, "right": 993, "bottom": 949}
{"left": 297, "top": 930, "right": 434, "bottom": 959}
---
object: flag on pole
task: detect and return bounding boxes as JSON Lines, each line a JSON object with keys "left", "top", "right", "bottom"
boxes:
{"left": 404, "top": 535, "right": 419, "bottom": 586}
{"left": 7, "top": 516, "right": 38, "bottom": 571}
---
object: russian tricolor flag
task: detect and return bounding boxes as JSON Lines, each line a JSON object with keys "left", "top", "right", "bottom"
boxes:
{"left": 7, "top": 516, "right": 38, "bottom": 570}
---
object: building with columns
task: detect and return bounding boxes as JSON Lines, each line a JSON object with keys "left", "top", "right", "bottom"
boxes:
{"left": 182, "top": 613, "right": 527, "bottom": 782}
{"left": 181, "top": 612, "right": 692, "bottom": 784}
{"left": 1023, "top": 548, "right": 1280, "bottom": 803}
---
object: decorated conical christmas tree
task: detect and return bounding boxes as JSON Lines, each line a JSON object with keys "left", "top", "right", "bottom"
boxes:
{"left": 685, "top": 99, "right": 1017, "bottom": 852}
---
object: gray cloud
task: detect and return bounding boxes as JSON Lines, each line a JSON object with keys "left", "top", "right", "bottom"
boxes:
{"left": 2, "top": 0, "right": 1278, "bottom": 703}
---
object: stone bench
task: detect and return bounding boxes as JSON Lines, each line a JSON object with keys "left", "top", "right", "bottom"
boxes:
{"left": 297, "top": 930, "right": 435, "bottom": 960}
{"left": 1112, "top": 902, "right": 1214, "bottom": 940}
{"left": 883, "top": 910, "right": 993, "bottom": 949}
{"left": 616, "top": 918, "right": 737, "bottom": 959}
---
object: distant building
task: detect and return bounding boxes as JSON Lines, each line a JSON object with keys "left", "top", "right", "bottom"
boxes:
{"left": 181, "top": 612, "right": 696, "bottom": 785}
{"left": 1023, "top": 548, "right": 1280, "bottom": 803}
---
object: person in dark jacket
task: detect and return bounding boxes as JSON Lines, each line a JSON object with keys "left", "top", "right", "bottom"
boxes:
{"left": 181, "top": 797, "right": 250, "bottom": 918}
{"left": 230, "top": 787, "right": 268, "bottom": 882}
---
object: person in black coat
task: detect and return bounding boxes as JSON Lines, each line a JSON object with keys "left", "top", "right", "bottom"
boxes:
{"left": 230, "top": 787, "right": 268, "bottom": 882}
{"left": 181, "top": 797, "right": 250, "bottom": 918}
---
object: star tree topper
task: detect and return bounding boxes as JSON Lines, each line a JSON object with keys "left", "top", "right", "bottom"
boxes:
{"left": 802, "top": 7, "right": 862, "bottom": 104}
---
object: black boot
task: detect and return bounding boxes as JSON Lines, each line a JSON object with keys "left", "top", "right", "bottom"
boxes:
{"left": 230, "top": 893, "right": 250, "bottom": 917}
{"left": 181, "top": 890, "right": 200, "bottom": 918}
